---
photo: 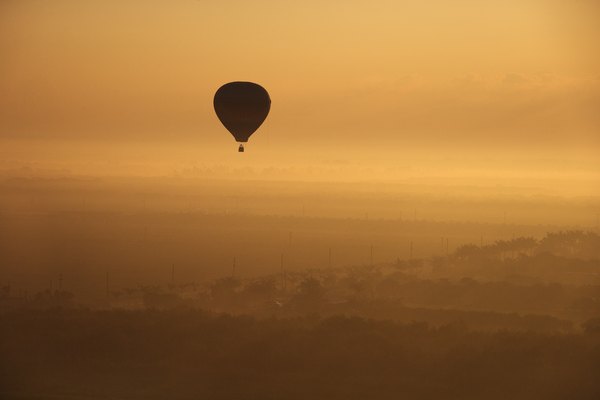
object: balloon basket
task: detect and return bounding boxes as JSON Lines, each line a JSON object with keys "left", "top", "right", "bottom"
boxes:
{"left": 238, "top": 144, "right": 245, "bottom": 152}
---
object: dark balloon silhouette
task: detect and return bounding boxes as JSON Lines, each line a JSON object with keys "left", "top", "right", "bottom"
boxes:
{"left": 214, "top": 82, "right": 271, "bottom": 152}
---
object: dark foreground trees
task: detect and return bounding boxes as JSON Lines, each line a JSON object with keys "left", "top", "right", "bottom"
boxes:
{"left": 1, "top": 309, "right": 599, "bottom": 400}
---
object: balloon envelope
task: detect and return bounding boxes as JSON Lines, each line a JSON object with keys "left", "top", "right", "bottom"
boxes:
{"left": 213, "top": 82, "right": 271, "bottom": 143}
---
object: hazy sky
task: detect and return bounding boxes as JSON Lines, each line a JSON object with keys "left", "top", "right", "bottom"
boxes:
{"left": 1, "top": 0, "right": 599, "bottom": 172}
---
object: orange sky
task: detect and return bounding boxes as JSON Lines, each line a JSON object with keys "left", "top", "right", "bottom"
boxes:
{"left": 0, "top": 1, "right": 599, "bottom": 173}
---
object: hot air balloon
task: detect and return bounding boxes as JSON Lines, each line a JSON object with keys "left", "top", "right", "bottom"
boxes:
{"left": 213, "top": 82, "right": 271, "bottom": 152}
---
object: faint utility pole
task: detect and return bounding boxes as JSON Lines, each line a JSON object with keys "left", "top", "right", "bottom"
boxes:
{"left": 105, "top": 271, "right": 109, "bottom": 298}
{"left": 280, "top": 253, "right": 285, "bottom": 290}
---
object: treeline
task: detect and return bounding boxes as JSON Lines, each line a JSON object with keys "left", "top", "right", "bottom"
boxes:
{"left": 132, "top": 229, "right": 600, "bottom": 325}
{"left": 2, "top": 231, "right": 598, "bottom": 330}
{"left": 454, "top": 230, "right": 600, "bottom": 260}
{"left": 1, "top": 309, "right": 599, "bottom": 400}
{"left": 164, "top": 274, "right": 591, "bottom": 330}
{"left": 434, "top": 231, "right": 600, "bottom": 285}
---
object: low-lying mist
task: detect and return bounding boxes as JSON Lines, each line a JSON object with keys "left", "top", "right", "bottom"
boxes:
{"left": 1, "top": 165, "right": 599, "bottom": 399}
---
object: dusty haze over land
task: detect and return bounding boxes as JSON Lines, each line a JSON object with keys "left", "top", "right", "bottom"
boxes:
{"left": 1, "top": 1, "right": 600, "bottom": 399}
